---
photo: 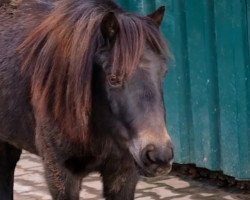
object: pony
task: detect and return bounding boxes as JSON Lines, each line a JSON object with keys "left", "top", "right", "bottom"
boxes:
{"left": 0, "top": 0, "right": 174, "bottom": 199}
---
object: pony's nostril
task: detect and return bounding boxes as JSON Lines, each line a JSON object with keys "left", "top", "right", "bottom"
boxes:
{"left": 141, "top": 144, "right": 174, "bottom": 167}
{"left": 167, "top": 142, "right": 174, "bottom": 161}
{"left": 170, "top": 147, "right": 174, "bottom": 160}
{"left": 147, "top": 149, "right": 156, "bottom": 162}
{"left": 142, "top": 144, "right": 156, "bottom": 165}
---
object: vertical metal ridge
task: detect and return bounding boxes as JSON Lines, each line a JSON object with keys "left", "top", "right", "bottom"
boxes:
{"left": 174, "top": 0, "right": 193, "bottom": 163}
{"left": 236, "top": 0, "right": 250, "bottom": 179}
{"left": 205, "top": 0, "right": 221, "bottom": 170}
{"left": 246, "top": 0, "right": 250, "bottom": 180}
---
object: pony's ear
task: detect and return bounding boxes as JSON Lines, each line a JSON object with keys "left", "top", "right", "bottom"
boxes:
{"left": 148, "top": 6, "right": 165, "bottom": 27}
{"left": 101, "top": 12, "right": 119, "bottom": 41}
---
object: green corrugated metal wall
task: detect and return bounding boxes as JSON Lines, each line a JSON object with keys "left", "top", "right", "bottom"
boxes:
{"left": 117, "top": 0, "right": 250, "bottom": 180}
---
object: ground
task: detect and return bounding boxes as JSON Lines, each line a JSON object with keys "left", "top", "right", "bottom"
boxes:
{"left": 14, "top": 152, "right": 249, "bottom": 200}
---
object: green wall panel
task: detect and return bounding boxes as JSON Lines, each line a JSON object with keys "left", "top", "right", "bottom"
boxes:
{"left": 117, "top": 0, "right": 250, "bottom": 180}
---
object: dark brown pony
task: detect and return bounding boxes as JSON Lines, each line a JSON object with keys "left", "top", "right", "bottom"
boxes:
{"left": 0, "top": 0, "right": 173, "bottom": 199}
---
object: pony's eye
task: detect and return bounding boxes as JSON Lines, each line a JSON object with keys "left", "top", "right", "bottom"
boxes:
{"left": 107, "top": 74, "right": 123, "bottom": 87}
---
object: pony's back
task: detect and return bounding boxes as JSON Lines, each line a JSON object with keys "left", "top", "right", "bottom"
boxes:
{"left": 0, "top": 0, "right": 52, "bottom": 152}
{"left": 0, "top": 0, "right": 52, "bottom": 63}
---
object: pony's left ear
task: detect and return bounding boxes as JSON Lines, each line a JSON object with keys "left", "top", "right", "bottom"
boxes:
{"left": 101, "top": 12, "right": 119, "bottom": 41}
{"left": 148, "top": 6, "right": 165, "bottom": 27}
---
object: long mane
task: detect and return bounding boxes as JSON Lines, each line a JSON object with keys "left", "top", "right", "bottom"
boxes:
{"left": 18, "top": 0, "right": 168, "bottom": 142}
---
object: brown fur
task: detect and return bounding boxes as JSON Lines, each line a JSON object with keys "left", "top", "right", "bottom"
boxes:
{"left": 0, "top": 1, "right": 173, "bottom": 199}
{"left": 18, "top": 0, "right": 167, "bottom": 142}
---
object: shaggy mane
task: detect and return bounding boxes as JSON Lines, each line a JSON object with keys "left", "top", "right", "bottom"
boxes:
{"left": 18, "top": 0, "right": 168, "bottom": 142}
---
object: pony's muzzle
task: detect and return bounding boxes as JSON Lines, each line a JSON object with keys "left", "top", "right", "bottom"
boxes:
{"left": 129, "top": 127, "right": 174, "bottom": 177}
{"left": 129, "top": 128, "right": 174, "bottom": 177}
{"left": 141, "top": 140, "right": 174, "bottom": 176}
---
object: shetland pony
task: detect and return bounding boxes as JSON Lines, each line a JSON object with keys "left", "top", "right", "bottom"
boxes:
{"left": 0, "top": 0, "right": 173, "bottom": 199}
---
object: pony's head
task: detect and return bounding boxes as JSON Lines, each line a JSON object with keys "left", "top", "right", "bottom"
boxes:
{"left": 19, "top": 0, "right": 173, "bottom": 177}
{"left": 94, "top": 6, "right": 173, "bottom": 177}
